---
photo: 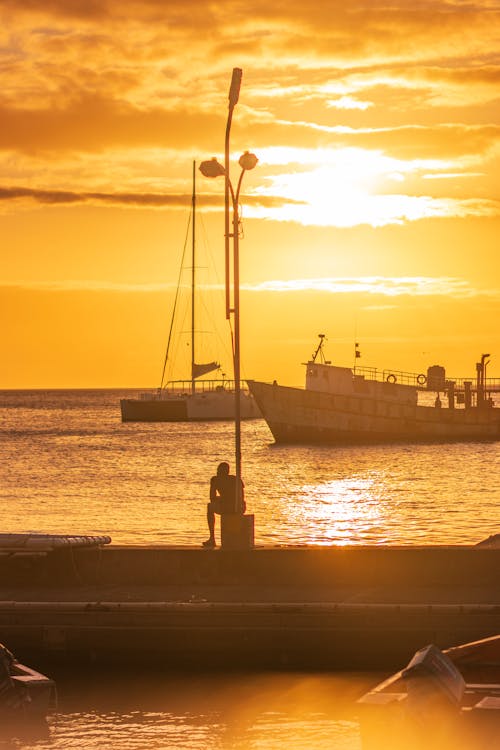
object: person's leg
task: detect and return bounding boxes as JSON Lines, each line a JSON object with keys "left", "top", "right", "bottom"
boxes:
{"left": 207, "top": 502, "right": 215, "bottom": 538}
{"left": 203, "top": 502, "right": 216, "bottom": 547}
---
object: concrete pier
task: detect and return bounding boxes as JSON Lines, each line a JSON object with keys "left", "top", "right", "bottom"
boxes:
{"left": 1, "top": 545, "right": 500, "bottom": 670}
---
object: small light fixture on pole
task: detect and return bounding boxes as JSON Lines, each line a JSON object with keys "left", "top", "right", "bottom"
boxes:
{"left": 199, "top": 68, "right": 258, "bottom": 512}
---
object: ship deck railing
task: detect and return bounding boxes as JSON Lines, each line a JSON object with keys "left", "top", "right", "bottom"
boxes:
{"left": 353, "top": 366, "right": 500, "bottom": 392}
{"left": 162, "top": 379, "right": 252, "bottom": 395}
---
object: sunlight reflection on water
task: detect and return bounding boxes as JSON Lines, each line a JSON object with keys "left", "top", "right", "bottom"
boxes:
{"left": 31, "top": 671, "right": 366, "bottom": 750}
{"left": 296, "top": 477, "right": 384, "bottom": 545}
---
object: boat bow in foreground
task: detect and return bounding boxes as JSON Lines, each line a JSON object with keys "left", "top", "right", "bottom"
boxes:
{"left": 358, "top": 635, "right": 500, "bottom": 749}
{"left": 0, "top": 643, "right": 55, "bottom": 720}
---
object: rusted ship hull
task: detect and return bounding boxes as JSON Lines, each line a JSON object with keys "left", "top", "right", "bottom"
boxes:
{"left": 247, "top": 380, "right": 500, "bottom": 444}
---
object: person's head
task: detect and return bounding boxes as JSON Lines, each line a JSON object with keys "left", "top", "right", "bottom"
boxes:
{"left": 217, "top": 461, "right": 230, "bottom": 476}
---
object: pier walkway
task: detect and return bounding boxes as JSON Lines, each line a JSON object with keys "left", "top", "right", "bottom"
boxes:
{"left": 1, "top": 544, "right": 500, "bottom": 671}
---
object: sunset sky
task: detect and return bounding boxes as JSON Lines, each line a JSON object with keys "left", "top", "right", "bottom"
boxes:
{"left": 2, "top": 0, "right": 500, "bottom": 388}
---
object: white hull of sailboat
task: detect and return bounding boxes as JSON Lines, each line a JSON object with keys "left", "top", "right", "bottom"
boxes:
{"left": 120, "top": 387, "right": 261, "bottom": 422}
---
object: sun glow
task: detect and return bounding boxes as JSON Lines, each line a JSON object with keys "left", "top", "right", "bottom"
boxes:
{"left": 251, "top": 147, "right": 463, "bottom": 227}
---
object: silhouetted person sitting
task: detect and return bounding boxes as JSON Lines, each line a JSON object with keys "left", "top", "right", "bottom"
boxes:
{"left": 203, "top": 461, "right": 245, "bottom": 548}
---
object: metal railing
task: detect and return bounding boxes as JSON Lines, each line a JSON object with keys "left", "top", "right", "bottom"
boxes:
{"left": 354, "top": 366, "right": 427, "bottom": 388}
{"left": 353, "top": 366, "right": 500, "bottom": 392}
{"left": 163, "top": 378, "right": 251, "bottom": 394}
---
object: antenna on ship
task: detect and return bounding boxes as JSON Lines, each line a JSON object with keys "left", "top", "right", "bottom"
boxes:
{"left": 312, "top": 334, "right": 327, "bottom": 363}
{"left": 354, "top": 341, "right": 361, "bottom": 372}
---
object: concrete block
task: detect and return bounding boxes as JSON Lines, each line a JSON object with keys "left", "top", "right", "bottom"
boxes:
{"left": 221, "top": 514, "right": 254, "bottom": 550}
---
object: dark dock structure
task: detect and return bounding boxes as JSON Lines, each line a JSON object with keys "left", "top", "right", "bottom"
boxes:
{"left": 1, "top": 543, "right": 500, "bottom": 671}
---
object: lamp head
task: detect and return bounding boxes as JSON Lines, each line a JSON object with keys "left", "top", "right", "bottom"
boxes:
{"left": 229, "top": 68, "right": 242, "bottom": 107}
{"left": 199, "top": 158, "right": 225, "bottom": 178}
{"left": 239, "top": 151, "right": 258, "bottom": 171}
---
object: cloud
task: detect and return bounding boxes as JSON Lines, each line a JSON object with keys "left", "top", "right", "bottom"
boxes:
{"left": 249, "top": 121, "right": 500, "bottom": 161}
{"left": 1, "top": 83, "right": 498, "bottom": 173}
{"left": 241, "top": 276, "right": 500, "bottom": 298}
{"left": 0, "top": 97, "right": 224, "bottom": 154}
{"left": 1, "top": 0, "right": 498, "bottom": 230}
{"left": 0, "top": 279, "right": 174, "bottom": 292}
{"left": 327, "top": 96, "right": 373, "bottom": 111}
{"left": 0, "top": 185, "right": 203, "bottom": 207}
{"left": 0, "top": 185, "right": 294, "bottom": 209}
{"left": 4, "top": 275, "right": 499, "bottom": 299}
{"left": 249, "top": 186, "right": 500, "bottom": 229}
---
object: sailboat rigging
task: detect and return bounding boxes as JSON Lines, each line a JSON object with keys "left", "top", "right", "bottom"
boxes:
{"left": 120, "top": 161, "right": 260, "bottom": 423}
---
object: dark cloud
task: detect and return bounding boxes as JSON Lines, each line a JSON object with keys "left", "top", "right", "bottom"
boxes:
{"left": 5, "top": 1, "right": 499, "bottom": 53}
{"left": 1, "top": 87, "right": 498, "bottom": 162}
{"left": 0, "top": 95, "right": 223, "bottom": 154}
{"left": 0, "top": 185, "right": 296, "bottom": 209}
{"left": 0, "top": 0, "right": 219, "bottom": 24}
{"left": 0, "top": 186, "right": 193, "bottom": 206}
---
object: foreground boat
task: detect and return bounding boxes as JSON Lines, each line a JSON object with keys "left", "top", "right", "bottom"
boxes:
{"left": 120, "top": 161, "right": 260, "bottom": 423}
{"left": 247, "top": 335, "right": 500, "bottom": 444}
{"left": 358, "top": 635, "right": 500, "bottom": 749}
{"left": 0, "top": 642, "right": 55, "bottom": 719}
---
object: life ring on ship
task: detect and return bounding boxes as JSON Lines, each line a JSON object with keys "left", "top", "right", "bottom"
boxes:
{"left": 386, "top": 374, "right": 397, "bottom": 384}
{"left": 417, "top": 373, "right": 427, "bottom": 385}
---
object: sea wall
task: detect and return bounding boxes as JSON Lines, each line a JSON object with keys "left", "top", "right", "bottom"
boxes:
{"left": 3, "top": 543, "right": 500, "bottom": 589}
{"left": 1, "top": 545, "right": 500, "bottom": 670}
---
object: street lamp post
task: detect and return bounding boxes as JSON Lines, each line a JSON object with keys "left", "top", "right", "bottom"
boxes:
{"left": 200, "top": 68, "right": 257, "bottom": 513}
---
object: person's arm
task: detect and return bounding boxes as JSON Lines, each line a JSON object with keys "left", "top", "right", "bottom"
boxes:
{"left": 210, "top": 476, "right": 217, "bottom": 502}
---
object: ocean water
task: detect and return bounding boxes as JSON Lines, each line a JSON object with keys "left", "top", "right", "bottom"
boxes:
{"left": 1, "top": 388, "right": 499, "bottom": 749}
{"left": 1, "top": 389, "right": 499, "bottom": 547}
{"left": 5, "top": 670, "right": 372, "bottom": 750}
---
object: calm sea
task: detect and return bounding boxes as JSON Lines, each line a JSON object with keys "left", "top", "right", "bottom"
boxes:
{"left": 1, "top": 388, "right": 499, "bottom": 749}
{"left": 1, "top": 388, "right": 499, "bottom": 546}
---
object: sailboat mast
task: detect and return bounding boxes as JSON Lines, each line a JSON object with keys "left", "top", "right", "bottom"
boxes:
{"left": 191, "top": 160, "right": 196, "bottom": 396}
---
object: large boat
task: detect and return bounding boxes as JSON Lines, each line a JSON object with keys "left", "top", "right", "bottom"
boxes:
{"left": 247, "top": 335, "right": 500, "bottom": 444}
{"left": 358, "top": 635, "right": 500, "bottom": 749}
{"left": 120, "top": 163, "right": 260, "bottom": 423}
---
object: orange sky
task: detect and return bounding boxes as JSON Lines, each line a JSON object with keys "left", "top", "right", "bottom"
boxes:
{"left": 1, "top": 0, "right": 500, "bottom": 388}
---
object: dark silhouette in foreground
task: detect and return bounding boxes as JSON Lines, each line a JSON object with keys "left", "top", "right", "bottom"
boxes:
{"left": 203, "top": 462, "right": 245, "bottom": 548}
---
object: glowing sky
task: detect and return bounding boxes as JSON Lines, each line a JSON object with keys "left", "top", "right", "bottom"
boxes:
{"left": 1, "top": 0, "right": 500, "bottom": 387}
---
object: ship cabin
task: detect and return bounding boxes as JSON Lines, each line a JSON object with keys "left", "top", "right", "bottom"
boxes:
{"left": 305, "top": 361, "right": 418, "bottom": 405}
{"left": 304, "top": 351, "right": 498, "bottom": 411}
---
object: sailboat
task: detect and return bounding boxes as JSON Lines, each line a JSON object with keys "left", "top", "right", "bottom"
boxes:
{"left": 120, "top": 162, "right": 260, "bottom": 422}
